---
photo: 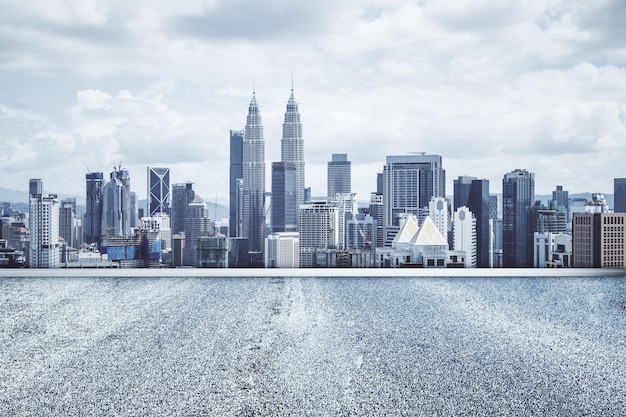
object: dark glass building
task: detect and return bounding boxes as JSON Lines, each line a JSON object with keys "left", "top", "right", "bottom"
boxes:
{"left": 171, "top": 182, "right": 195, "bottom": 235}
{"left": 147, "top": 167, "right": 170, "bottom": 216}
{"left": 614, "top": 178, "right": 626, "bottom": 213}
{"left": 229, "top": 130, "right": 244, "bottom": 237}
{"left": 502, "top": 169, "right": 535, "bottom": 267}
{"left": 327, "top": 153, "right": 351, "bottom": 198}
{"left": 468, "top": 179, "right": 491, "bottom": 268}
{"left": 84, "top": 172, "right": 104, "bottom": 245}
{"left": 453, "top": 175, "right": 476, "bottom": 211}
{"left": 271, "top": 161, "right": 297, "bottom": 233}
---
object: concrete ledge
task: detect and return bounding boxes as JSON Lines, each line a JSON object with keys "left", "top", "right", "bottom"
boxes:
{"left": 0, "top": 268, "right": 624, "bottom": 278}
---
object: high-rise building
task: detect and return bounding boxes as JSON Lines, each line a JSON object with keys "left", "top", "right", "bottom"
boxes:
{"left": 429, "top": 197, "right": 448, "bottom": 240}
{"left": 552, "top": 185, "right": 570, "bottom": 219}
{"left": 468, "top": 179, "right": 491, "bottom": 268}
{"left": 453, "top": 206, "right": 477, "bottom": 268}
{"left": 29, "top": 179, "right": 60, "bottom": 268}
{"left": 453, "top": 175, "right": 476, "bottom": 211}
{"left": 299, "top": 201, "right": 339, "bottom": 267}
{"left": 369, "top": 193, "right": 384, "bottom": 249}
{"left": 572, "top": 212, "right": 626, "bottom": 268}
{"left": 229, "top": 130, "right": 244, "bottom": 237}
{"left": 183, "top": 195, "right": 212, "bottom": 267}
{"left": 335, "top": 193, "right": 358, "bottom": 249}
{"left": 102, "top": 167, "right": 131, "bottom": 238}
{"left": 147, "top": 167, "right": 170, "bottom": 216}
{"left": 242, "top": 92, "right": 266, "bottom": 254}
{"left": 171, "top": 182, "right": 195, "bottom": 236}
{"left": 59, "top": 198, "right": 76, "bottom": 249}
{"left": 328, "top": 153, "right": 351, "bottom": 198}
{"left": 281, "top": 87, "right": 305, "bottom": 214}
{"left": 84, "top": 172, "right": 104, "bottom": 246}
{"left": 614, "top": 178, "right": 626, "bottom": 213}
{"left": 382, "top": 154, "right": 445, "bottom": 246}
{"left": 502, "top": 169, "right": 535, "bottom": 267}
{"left": 271, "top": 161, "right": 297, "bottom": 233}
{"left": 265, "top": 232, "right": 299, "bottom": 268}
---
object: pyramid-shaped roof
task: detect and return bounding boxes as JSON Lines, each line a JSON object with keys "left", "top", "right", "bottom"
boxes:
{"left": 410, "top": 216, "right": 448, "bottom": 246}
{"left": 392, "top": 214, "right": 420, "bottom": 244}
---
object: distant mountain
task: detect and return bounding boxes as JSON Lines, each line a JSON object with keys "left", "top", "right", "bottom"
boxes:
{"left": 0, "top": 185, "right": 86, "bottom": 206}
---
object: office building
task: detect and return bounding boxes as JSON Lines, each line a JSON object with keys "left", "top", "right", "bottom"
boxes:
{"left": 382, "top": 154, "right": 445, "bottom": 246}
{"left": 281, "top": 87, "right": 305, "bottom": 214}
{"left": 328, "top": 154, "right": 351, "bottom": 198}
{"left": 271, "top": 161, "right": 297, "bottom": 233}
{"left": 502, "top": 169, "right": 535, "bottom": 267}
{"left": 28, "top": 179, "right": 60, "bottom": 268}
{"left": 171, "top": 182, "right": 195, "bottom": 236}
{"left": 299, "top": 201, "right": 339, "bottom": 267}
{"left": 614, "top": 179, "right": 626, "bottom": 213}
{"left": 229, "top": 130, "right": 244, "bottom": 237}
{"left": 429, "top": 197, "right": 449, "bottom": 240}
{"left": 183, "top": 195, "right": 212, "bottom": 267}
{"left": 102, "top": 167, "right": 132, "bottom": 238}
{"left": 242, "top": 92, "right": 266, "bottom": 254}
{"left": 335, "top": 193, "right": 358, "bottom": 249}
{"left": 84, "top": 172, "right": 104, "bottom": 246}
{"left": 572, "top": 212, "right": 626, "bottom": 268}
{"left": 148, "top": 167, "right": 170, "bottom": 216}
{"left": 197, "top": 235, "right": 228, "bottom": 268}
{"left": 533, "top": 232, "right": 572, "bottom": 268}
{"left": 265, "top": 232, "right": 299, "bottom": 268}
{"left": 453, "top": 175, "right": 476, "bottom": 211}
{"left": 59, "top": 198, "right": 76, "bottom": 249}
{"left": 468, "top": 179, "right": 492, "bottom": 268}
{"left": 552, "top": 185, "right": 570, "bottom": 223}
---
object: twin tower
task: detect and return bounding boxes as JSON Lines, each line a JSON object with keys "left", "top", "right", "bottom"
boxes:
{"left": 229, "top": 88, "right": 304, "bottom": 256}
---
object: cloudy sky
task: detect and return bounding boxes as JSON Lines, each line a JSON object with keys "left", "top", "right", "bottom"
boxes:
{"left": 1, "top": 0, "right": 625, "bottom": 206}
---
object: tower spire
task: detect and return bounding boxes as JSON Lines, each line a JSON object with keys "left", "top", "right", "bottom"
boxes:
{"left": 291, "top": 73, "right": 294, "bottom": 92}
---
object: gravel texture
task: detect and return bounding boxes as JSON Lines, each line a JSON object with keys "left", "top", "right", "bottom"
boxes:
{"left": 1, "top": 275, "right": 625, "bottom": 416}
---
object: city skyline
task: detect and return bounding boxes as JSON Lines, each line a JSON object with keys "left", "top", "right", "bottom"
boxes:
{"left": 1, "top": 1, "right": 625, "bottom": 202}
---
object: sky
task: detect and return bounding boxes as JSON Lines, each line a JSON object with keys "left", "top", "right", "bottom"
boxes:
{"left": 1, "top": 0, "right": 625, "bottom": 206}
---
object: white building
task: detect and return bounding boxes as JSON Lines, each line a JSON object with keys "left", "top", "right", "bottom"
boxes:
{"left": 377, "top": 214, "right": 449, "bottom": 268}
{"left": 453, "top": 206, "right": 477, "bottom": 268}
{"left": 265, "top": 232, "right": 299, "bottom": 268}
{"left": 534, "top": 232, "right": 572, "bottom": 268}
{"left": 28, "top": 179, "right": 60, "bottom": 268}
{"left": 333, "top": 193, "right": 358, "bottom": 249}
{"left": 429, "top": 196, "right": 449, "bottom": 241}
{"left": 299, "top": 201, "right": 339, "bottom": 267}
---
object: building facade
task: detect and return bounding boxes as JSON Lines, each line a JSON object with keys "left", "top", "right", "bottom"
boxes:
{"left": 28, "top": 179, "right": 60, "bottom": 268}
{"left": 298, "top": 201, "right": 339, "bottom": 267}
{"left": 229, "top": 130, "right": 244, "bottom": 237}
{"left": 171, "top": 182, "right": 195, "bottom": 237}
{"left": 383, "top": 154, "right": 445, "bottom": 246}
{"left": 614, "top": 178, "right": 626, "bottom": 213}
{"left": 328, "top": 153, "right": 351, "bottom": 198}
{"left": 84, "top": 171, "right": 104, "bottom": 246}
{"left": 242, "top": 92, "right": 266, "bottom": 254}
{"left": 271, "top": 161, "right": 297, "bottom": 233}
{"left": 453, "top": 207, "right": 477, "bottom": 268}
{"left": 265, "top": 232, "right": 299, "bottom": 268}
{"left": 183, "top": 196, "right": 212, "bottom": 267}
{"left": 502, "top": 169, "right": 535, "bottom": 267}
{"left": 147, "top": 166, "right": 170, "bottom": 216}
{"left": 281, "top": 88, "right": 305, "bottom": 216}
{"left": 102, "top": 167, "right": 132, "bottom": 238}
{"left": 572, "top": 212, "right": 626, "bottom": 269}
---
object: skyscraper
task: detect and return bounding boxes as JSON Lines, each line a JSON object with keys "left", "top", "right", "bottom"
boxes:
{"left": 102, "top": 167, "right": 131, "bottom": 238}
{"left": 614, "top": 178, "right": 626, "bottom": 213}
{"left": 183, "top": 195, "right": 212, "bottom": 267}
{"left": 84, "top": 172, "right": 104, "bottom": 246}
{"left": 382, "top": 154, "right": 445, "bottom": 246}
{"left": 229, "top": 130, "right": 244, "bottom": 237}
{"left": 29, "top": 179, "right": 60, "bottom": 268}
{"left": 59, "top": 198, "right": 76, "bottom": 249}
{"left": 242, "top": 92, "right": 266, "bottom": 253}
{"left": 271, "top": 161, "right": 297, "bottom": 233}
{"left": 453, "top": 175, "right": 476, "bottom": 211}
{"left": 171, "top": 182, "right": 196, "bottom": 236}
{"left": 281, "top": 87, "right": 305, "bottom": 213}
{"left": 328, "top": 153, "right": 351, "bottom": 198}
{"left": 502, "top": 169, "right": 535, "bottom": 267}
{"left": 147, "top": 166, "right": 170, "bottom": 216}
{"left": 552, "top": 185, "right": 571, "bottom": 224}
{"left": 468, "top": 179, "right": 491, "bottom": 267}
{"left": 298, "top": 201, "right": 338, "bottom": 267}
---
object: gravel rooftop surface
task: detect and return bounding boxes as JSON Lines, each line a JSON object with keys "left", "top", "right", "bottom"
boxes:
{"left": 1, "top": 275, "right": 625, "bottom": 416}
